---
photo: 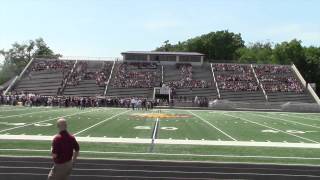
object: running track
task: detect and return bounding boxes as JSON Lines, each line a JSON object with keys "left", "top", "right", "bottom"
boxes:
{"left": 0, "top": 157, "right": 320, "bottom": 179}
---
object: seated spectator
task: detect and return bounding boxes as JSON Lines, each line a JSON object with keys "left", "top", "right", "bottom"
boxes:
{"left": 254, "top": 65, "right": 304, "bottom": 93}
{"left": 213, "top": 64, "right": 259, "bottom": 91}
{"left": 167, "top": 63, "right": 209, "bottom": 89}
{"left": 112, "top": 62, "right": 160, "bottom": 88}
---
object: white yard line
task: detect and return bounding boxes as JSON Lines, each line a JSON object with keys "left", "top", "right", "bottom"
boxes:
{"left": 189, "top": 111, "right": 237, "bottom": 141}
{"left": 257, "top": 114, "right": 320, "bottom": 129}
{"left": 0, "top": 108, "right": 61, "bottom": 119}
{"left": 0, "top": 148, "right": 320, "bottom": 160}
{"left": 280, "top": 114, "right": 320, "bottom": 122}
{"left": 222, "top": 113, "right": 320, "bottom": 144}
{"left": 0, "top": 109, "right": 97, "bottom": 133}
{"left": 74, "top": 110, "right": 130, "bottom": 136}
{"left": 151, "top": 118, "right": 159, "bottom": 144}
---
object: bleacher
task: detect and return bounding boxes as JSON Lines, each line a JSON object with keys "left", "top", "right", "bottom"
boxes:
{"left": 254, "top": 64, "right": 315, "bottom": 103}
{"left": 164, "top": 64, "right": 217, "bottom": 101}
{"left": 212, "top": 63, "right": 266, "bottom": 102}
{"left": 10, "top": 58, "right": 318, "bottom": 105}
{"left": 63, "top": 61, "right": 112, "bottom": 97}
{"left": 105, "top": 62, "right": 161, "bottom": 98}
{"left": 13, "top": 59, "right": 75, "bottom": 96}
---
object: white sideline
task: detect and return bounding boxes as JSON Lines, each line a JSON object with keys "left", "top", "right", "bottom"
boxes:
{"left": 0, "top": 148, "right": 320, "bottom": 160}
{"left": 74, "top": 110, "right": 130, "bottom": 135}
{"left": 222, "top": 113, "right": 320, "bottom": 144}
{"left": 0, "top": 107, "right": 46, "bottom": 112}
{"left": 0, "top": 108, "right": 61, "bottom": 119}
{"left": 189, "top": 111, "right": 237, "bottom": 141}
{"left": 1, "top": 135, "right": 320, "bottom": 148}
{"left": 0, "top": 109, "right": 98, "bottom": 133}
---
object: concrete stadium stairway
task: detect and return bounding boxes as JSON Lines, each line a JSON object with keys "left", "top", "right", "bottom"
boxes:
{"left": 106, "top": 62, "right": 160, "bottom": 98}
{"left": 14, "top": 69, "right": 68, "bottom": 96}
{"left": 254, "top": 65, "right": 316, "bottom": 103}
{"left": 166, "top": 64, "right": 218, "bottom": 100}
{"left": 219, "top": 89, "right": 265, "bottom": 102}
{"left": 267, "top": 91, "right": 315, "bottom": 103}
{"left": 63, "top": 61, "right": 107, "bottom": 97}
{"left": 213, "top": 64, "right": 266, "bottom": 102}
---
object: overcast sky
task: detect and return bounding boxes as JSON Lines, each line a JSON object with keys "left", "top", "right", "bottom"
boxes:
{"left": 0, "top": 0, "right": 319, "bottom": 62}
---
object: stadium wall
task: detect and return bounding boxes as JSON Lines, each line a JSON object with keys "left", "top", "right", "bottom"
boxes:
{"left": 292, "top": 64, "right": 320, "bottom": 105}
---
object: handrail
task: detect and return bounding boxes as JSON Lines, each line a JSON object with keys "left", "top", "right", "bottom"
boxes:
{"left": 104, "top": 60, "right": 116, "bottom": 96}
{"left": 161, "top": 65, "right": 164, "bottom": 84}
{"left": 59, "top": 60, "right": 78, "bottom": 95}
{"left": 210, "top": 63, "right": 221, "bottom": 99}
{"left": 307, "top": 84, "right": 320, "bottom": 105}
{"left": 3, "top": 76, "right": 18, "bottom": 95}
{"left": 292, "top": 64, "right": 320, "bottom": 105}
{"left": 4, "top": 58, "right": 35, "bottom": 95}
{"left": 291, "top": 64, "right": 306, "bottom": 87}
{"left": 251, "top": 64, "right": 268, "bottom": 102}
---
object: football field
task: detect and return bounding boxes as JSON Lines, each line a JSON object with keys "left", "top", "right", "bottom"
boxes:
{"left": 0, "top": 106, "right": 320, "bottom": 166}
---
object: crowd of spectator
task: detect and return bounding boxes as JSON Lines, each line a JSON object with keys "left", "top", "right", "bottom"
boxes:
{"left": 1, "top": 91, "right": 211, "bottom": 108}
{"left": 0, "top": 92, "right": 160, "bottom": 109}
{"left": 212, "top": 63, "right": 251, "bottom": 72}
{"left": 254, "top": 65, "right": 304, "bottom": 93}
{"left": 66, "top": 61, "right": 87, "bottom": 86}
{"left": 213, "top": 64, "right": 259, "bottom": 91}
{"left": 94, "top": 62, "right": 112, "bottom": 86}
{"left": 112, "top": 62, "right": 160, "bottom": 88}
{"left": 63, "top": 61, "right": 112, "bottom": 87}
{"left": 31, "top": 60, "right": 74, "bottom": 72}
{"left": 167, "top": 63, "right": 209, "bottom": 89}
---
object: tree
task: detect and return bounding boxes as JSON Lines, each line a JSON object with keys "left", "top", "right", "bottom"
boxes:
{"left": 304, "top": 46, "right": 320, "bottom": 94}
{"left": 0, "top": 38, "right": 61, "bottom": 84}
{"left": 237, "top": 42, "right": 273, "bottom": 64}
{"left": 155, "top": 30, "right": 244, "bottom": 61}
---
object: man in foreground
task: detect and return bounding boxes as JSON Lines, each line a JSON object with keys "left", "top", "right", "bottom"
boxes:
{"left": 48, "top": 118, "right": 80, "bottom": 180}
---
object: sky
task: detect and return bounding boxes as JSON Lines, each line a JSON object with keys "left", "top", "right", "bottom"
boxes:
{"left": 0, "top": 0, "right": 319, "bottom": 62}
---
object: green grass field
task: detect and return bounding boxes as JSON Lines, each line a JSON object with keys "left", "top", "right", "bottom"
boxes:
{"left": 0, "top": 106, "right": 320, "bottom": 165}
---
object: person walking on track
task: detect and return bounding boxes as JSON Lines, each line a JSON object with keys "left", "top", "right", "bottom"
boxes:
{"left": 48, "top": 118, "right": 80, "bottom": 180}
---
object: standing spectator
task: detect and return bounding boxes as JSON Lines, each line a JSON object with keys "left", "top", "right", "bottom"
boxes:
{"left": 48, "top": 118, "right": 79, "bottom": 180}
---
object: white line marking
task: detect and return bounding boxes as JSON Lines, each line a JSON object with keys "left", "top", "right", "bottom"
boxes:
{"left": 0, "top": 173, "right": 214, "bottom": 180}
{"left": 0, "top": 109, "right": 97, "bottom": 133}
{"left": 74, "top": 110, "right": 130, "bottom": 135}
{"left": 151, "top": 118, "right": 159, "bottom": 144}
{"left": 189, "top": 111, "right": 237, "bottom": 141}
{"left": 0, "top": 108, "right": 37, "bottom": 112}
{"left": 3, "top": 159, "right": 320, "bottom": 172}
{"left": 0, "top": 148, "right": 320, "bottom": 161}
{"left": 2, "top": 135, "right": 320, "bottom": 148}
{"left": 2, "top": 154, "right": 320, "bottom": 167}
{"left": 257, "top": 114, "right": 320, "bottom": 129}
{"left": 280, "top": 114, "right": 320, "bottom": 122}
{"left": 222, "top": 113, "right": 320, "bottom": 144}
{"left": 0, "top": 166, "right": 319, "bottom": 178}
{"left": 0, "top": 108, "right": 61, "bottom": 119}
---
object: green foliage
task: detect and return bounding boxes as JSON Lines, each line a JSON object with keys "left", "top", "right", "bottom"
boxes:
{"left": 156, "top": 30, "right": 244, "bottom": 61}
{"left": 237, "top": 42, "right": 274, "bottom": 64}
{"left": 0, "top": 38, "right": 61, "bottom": 85}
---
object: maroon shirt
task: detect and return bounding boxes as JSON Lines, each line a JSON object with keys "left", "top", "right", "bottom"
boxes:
{"left": 52, "top": 130, "right": 80, "bottom": 164}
